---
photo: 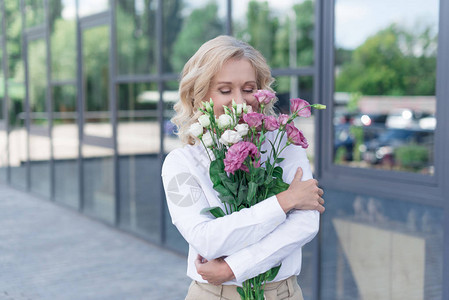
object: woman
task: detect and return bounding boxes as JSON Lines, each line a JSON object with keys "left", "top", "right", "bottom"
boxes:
{"left": 162, "top": 35, "right": 324, "bottom": 300}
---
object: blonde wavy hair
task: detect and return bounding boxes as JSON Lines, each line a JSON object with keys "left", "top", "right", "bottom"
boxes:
{"left": 172, "top": 35, "right": 276, "bottom": 145}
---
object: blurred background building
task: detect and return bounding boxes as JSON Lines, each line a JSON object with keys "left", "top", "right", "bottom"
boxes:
{"left": 0, "top": 0, "right": 448, "bottom": 299}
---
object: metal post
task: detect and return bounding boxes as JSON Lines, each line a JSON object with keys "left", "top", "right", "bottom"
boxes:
{"left": 20, "top": 0, "right": 31, "bottom": 191}
{"left": 75, "top": 0, "right": 84, "bottom": 212}
{"left": 44, "top": 0, "right": 54, "bottom": 201}
{"left": 0, "top": 0, "right": 9, "bottom": 184}
{"left": 157, "top": 0, "right": 165, "bottom": 245}
{"left": 109, "top": 0, "right": 119, "bottom": 226}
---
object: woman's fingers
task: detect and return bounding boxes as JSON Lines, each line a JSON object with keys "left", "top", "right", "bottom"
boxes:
{"left": 293, "top": 167, "right": 303, "bottom": 183}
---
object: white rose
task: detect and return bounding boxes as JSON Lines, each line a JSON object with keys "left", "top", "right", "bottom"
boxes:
{"left": 235, "top": 124, "right": 249, "bottom": 137}
{"left": 202, "top": 131, "right": 213, "bottom": 148}
{"left": 189, "top": 122, "right": 203, "bottom": 137}
{"left": 217, "top": 114, "right": 232, "bottom": 129}
{"left": 219, "top": 130, "right": 242, "bottom": 146}
{"left": 198, "top": 115, "right": 210, "bottom": 128}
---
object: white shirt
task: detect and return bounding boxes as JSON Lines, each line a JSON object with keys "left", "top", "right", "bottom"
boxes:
{"left": 161, "top": 131, "right": 320, "bottom": 285}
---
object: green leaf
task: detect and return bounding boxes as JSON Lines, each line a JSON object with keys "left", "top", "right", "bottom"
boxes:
{"left": 247, "top": 182, "right": 258, "bottom": 205}
{"left": 209, "top": 160, "right": 225, "bottom": 186}
{"left": 218, "top": 173, "right": 239, "bottom": 195}
{"left": 253, "top": 168, "right": 265, "bottom": 185}
{"left": 237, "top": 183, "right": 248, "bottom": 206}
{"left": 236, "top": 287, "right": 245, "bottom": 298}
{"left": 275, "top": 157, "right": 285, "bottom": 164}
{"left": 200, "top": 206, "right": 225, "bottom": 218}
{"left": 218, "top": 194, "right": 235, "bottom": 204}
{"left": 213, "top": 184, "right": 232, "bottom": 197}
{"left": 272, "top": 166, "right": 283, "bottom": 179}
{"left": 266, "top": 264, "right": 282, "bottom": 282}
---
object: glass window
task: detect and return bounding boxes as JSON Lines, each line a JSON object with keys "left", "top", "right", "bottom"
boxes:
{"left": 333, "top": 0, "right": 438, "bottom": 175}
{"left": 117, "top": 82, "right": 162, "bottom": 240}
{"left": 273, "top": 75, "right": 316, "bottom": 171}
{"left": 6, "top": 0, "right": 27, "bottom": 189}
{"left": 25, "top": 0, "right": 44, "bottom": 27}
{"left": 81, "top": 25, "right": 114, "bottom": 223}
{"left": 163, "top": 0, "right": 226, "bottom": 73}
{"left": 0, "top": 45, "right": 6, "bottom": 183}
{"left": 50, "top": 0, "right": 76, "bottom": 81}
{"left": 82, "top": 25, "right": 111, "bottom": 138}
{"left": 78, "top": 0, "right": 108, "bottom": 18}
{"left": 53, "top": 84, "right": 79, "bottom": 208}
{"left": 233, "top": 0, "right": 315, "bottom": 68}
{"left": 321, "top": 189, "right": 443, "bottom": 299}
{"left": 115, "top": 0, "right": 157, "bottom": 75}
{"left": 162, "top": 80, "right": 181, "bottom": 154}
{"left": 28, "top": 38, "right": 50, "bottom": 198}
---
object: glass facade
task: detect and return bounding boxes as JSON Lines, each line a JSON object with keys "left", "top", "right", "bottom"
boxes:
{"left": 0, "top": 1, "right": 448, "bottom": 299}
{"left": 333, "top": 0, "right": 438, "bottom": 175}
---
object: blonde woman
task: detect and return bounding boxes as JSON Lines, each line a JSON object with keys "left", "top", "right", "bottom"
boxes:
{"left": 162, "top": 35, "right": 324, "bottom": 300}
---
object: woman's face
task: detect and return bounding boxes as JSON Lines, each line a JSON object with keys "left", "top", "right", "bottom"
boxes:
{"left": 205, "top": 58, "right": 259, "bottom": 116}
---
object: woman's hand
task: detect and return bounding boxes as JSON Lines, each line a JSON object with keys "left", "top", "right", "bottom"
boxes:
{"left": 194, "top": 255, "right": 235, "bottom": 285}
{"left": 277, "top": 167, "right": 325, "bottom": 214}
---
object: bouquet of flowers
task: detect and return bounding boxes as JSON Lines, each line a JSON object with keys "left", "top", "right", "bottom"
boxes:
{"left": 189, "top": 90, "right": 325, "bottom": 300}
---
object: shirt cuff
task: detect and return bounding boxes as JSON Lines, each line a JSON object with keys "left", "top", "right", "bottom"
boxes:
{"left": 224, "top": 247, "right": 254, "bottom": 283}
{"left": 253, "top": 195, "right": 286, "bottom": 233}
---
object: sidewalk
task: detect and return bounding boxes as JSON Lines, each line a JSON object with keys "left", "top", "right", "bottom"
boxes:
{"left": 0, "top": 183, "right": 191, "bottom": 300}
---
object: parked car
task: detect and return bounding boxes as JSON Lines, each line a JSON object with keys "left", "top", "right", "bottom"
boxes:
{"left": 360, "top": 128, "right": 433, "bottom": 166}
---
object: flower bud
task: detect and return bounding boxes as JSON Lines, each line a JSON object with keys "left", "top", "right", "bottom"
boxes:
{"left": 312, "top": 104, "right": 326, "bottom": 110}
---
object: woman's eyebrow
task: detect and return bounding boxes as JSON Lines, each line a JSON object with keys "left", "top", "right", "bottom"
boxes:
{"left": 216, "top": 81, "right": 257, "bottom": 85}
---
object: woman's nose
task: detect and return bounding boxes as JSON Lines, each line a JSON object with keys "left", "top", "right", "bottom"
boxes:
{"left": 233, "top": 91, "right": 246, "bottom": 104}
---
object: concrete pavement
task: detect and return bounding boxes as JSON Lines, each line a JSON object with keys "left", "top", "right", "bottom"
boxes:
{"left": 0, "top": 183, "right": 191, "bottom": 300}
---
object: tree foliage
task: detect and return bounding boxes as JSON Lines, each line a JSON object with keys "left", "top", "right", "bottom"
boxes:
{"left": 336, "top": 24, "right": 437, "bottom": 96}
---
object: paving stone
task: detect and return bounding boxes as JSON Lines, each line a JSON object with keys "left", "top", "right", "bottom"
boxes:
{"left": 0, "top": 184, "right": 191, "bottom": 300}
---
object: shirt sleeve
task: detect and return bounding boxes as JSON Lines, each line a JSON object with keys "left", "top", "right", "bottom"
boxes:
{"left": 224, "top": 145, "right": 320, "bottom": 282}
{"left": 161, "top": 150, "right": 287, "bottom": 261}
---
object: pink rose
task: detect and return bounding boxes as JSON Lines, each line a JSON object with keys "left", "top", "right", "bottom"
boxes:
{"left": 286, "top": 123, "right": 308, "bottom": 148}
{"left": 290, "top": 98, "right": 311, "bottom": 117}
{"left": 254, "top": 90, "right": 276, "bottom": 104}
{"left": 243, "top": 112, "right": 264, "bottom": 128}
{"left": 263, "top": 115, "right": 279, "bottom": 131}
{"left": 224, "top": 141, "right": 260, "bottom": 174}
{"left": 278, "top": 114, "right": 289, "bottom": 126}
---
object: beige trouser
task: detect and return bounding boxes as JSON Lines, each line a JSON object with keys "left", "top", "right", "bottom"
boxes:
{"left": 185, "top": 276, "right": 304, "bottom": 300}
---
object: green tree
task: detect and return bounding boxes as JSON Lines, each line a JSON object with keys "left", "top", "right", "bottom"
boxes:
{"left": 336, "top": 24, "right": 437, "bottom": 96}
{"left": 170, "top": 1, "right": 224, "bottom": 73}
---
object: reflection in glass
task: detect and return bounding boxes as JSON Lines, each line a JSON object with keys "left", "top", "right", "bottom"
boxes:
{"left": 25, "top": 0, "right": 44, "bottom": 27}
{"left": 50, "top": 0, "right": 76, "bottom": 81}
{"left": 6, "top": 1, "right": 27, "bottom": 189}
{"left": 163, "top": 0, "right": 226, "bottom": 73}
{"left": 28, "top": 39, "right": 50, "bottom": 197}
{"left": 321, "top": 189, "right": 443, "bottom": 299}
{"left": 82, "top": 25, "right": 114, "bottom": 223}
{"left": 274, "top": 76, "right": 315, "bottom": 171}
{"left": 233, "top": 0, "right": 315, "bottom": 68}
{"left": 0, "top": 46, "right": 6, "bottom": 182}
{"left": 53, "top": 85, "right": 79, "bottom": 208}
{"left": 163, "top": 81, "right": 182, "bottom": 153}
{"left": 78, "top": 0, "right": 108, "bottom": 17}
{"left": 116, "top": 0, "right": 156, "bottom": 75}
{"left": 117, "top": 83, "right": 161, "bottom": 239}
{"left": 333, "top": 0, "right": 438, "bottom": 175}
{"left": 83, "top": 25, "right": 111, "bottom": 138}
